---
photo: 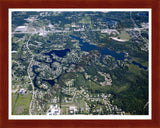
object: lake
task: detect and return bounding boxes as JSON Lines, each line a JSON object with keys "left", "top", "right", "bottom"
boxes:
{"left": 70, "top": 35, "right": 125, "bottom": 60}
{"left": 70, "top": 35, "right": 147, "bottom": 70}
{"left": 44, "top": 49, "right": 70, "bottom": 58}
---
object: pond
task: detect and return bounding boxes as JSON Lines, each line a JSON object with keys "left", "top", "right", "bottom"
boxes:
{"left": 47, "top": 40, "right": 51, "bottom": 43}
{"left": 44, "top": 49, "right": 71, "bottom": 58}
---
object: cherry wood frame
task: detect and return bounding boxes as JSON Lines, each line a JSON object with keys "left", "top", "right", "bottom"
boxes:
{"left": 0, "top": 0, "right": 160, "bottom": 128}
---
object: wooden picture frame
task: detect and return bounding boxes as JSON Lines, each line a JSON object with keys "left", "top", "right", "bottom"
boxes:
{"left": 0, "top": 0, "right": 160, "bottom": 128}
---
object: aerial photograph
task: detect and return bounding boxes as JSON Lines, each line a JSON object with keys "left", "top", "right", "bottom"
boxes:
{"left": 10, "top": 9, "right": 150, "bottom": 117}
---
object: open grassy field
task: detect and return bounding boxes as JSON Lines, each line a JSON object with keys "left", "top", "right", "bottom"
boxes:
{"left": 118, "top": 30, "right": 131, "bottom": 40}
{"left": 12, "top": 93, "right": 32, "bottom": 115}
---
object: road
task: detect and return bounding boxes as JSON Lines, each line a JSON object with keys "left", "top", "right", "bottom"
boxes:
{"left": 25, "top": 34, "right": 35, "bottom": 115}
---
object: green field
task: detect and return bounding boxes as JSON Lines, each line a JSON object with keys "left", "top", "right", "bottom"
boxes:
{"left": 118, "top": 30, "right": 131, "bottom": 40}
{"left": 12, "top": 93, "right": 32, "bottom": 115}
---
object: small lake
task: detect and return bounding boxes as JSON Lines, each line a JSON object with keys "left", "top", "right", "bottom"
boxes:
{"left": 42, "top": 79, "right": 55, "bottom": 86}
{"left": 132, "top": 61, "right": 147, "bottom": 70}
{"left": 44, "top": 49, "right": 70, "bottom": 58}
{"left": 47, "top": 40, "right": 51, "bottom": 43}
{"left": 44, "top": 49, "right": 70, "bottom": 68}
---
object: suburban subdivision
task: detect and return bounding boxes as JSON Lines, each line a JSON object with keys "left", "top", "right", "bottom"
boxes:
{"left": 11, "top": 10, "right": 149, "bottom": 116}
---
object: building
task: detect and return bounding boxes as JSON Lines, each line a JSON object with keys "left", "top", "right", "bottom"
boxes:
{"left": 19, "top": 88, "right": 27, "bottom": 95}
{"left": 69, "top": 106, "right": 78, "bottom": 114}
{"left": 39, "top": 32, "right": 47, "bottom": 37}
{"left": 47, "top": 104, "right": 60, "bottom": 115}
{"left": 15, "top": 26, "right": 28, "bottom": 32}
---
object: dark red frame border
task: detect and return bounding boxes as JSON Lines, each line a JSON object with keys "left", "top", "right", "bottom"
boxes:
{"left": 0, "top": 0, "right": 160, "bottom": 128}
